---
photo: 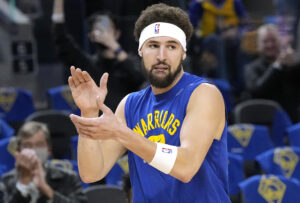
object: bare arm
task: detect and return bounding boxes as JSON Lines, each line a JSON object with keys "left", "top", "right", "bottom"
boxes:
{"left": 52, "top": 0, "right": 65, "bottom": 23}
{"left": 68, "top": 67, "right": 126, "bottom": 183}
{"left": 71, "top": 77, "right": 225, "bottom": 182}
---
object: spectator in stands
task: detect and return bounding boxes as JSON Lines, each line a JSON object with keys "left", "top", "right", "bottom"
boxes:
{"left": 244, "top": 24, "right": 300, "bottom": 122}
{"left": 0, "top": 121, "right": 87, "bottom": 203}
{"left": 188, "top": 0, "right": 248, "bottom": 94}
{"left": 52, "top": 0, "right": 145, "bottom": 112}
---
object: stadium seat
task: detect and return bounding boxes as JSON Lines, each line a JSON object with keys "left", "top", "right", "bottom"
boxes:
{"left": 0, "top": 118, "right": 15, "bottom": 139}
{"left": 286, "top": 123, "right": 300, "bottom": 147}
{"left": 239, "top": 175, "right": 300, "bottom": 203}
{"left": 256, "top": 147, "right": 300, "bottom": 181}
{"left": 233, "top": 99, "right": 291, "bottom": 146}
{"left": 84, "top": 185, "right": 126, "bottom": 203}
{"left": 26, "top": 110, "right": 77, "bottom": 159}
{"left": 47, "top": 85, "right": 80, "bottom": 115}
{"left": 0, "top": 87, "right": 35, "bottom": 129}
{"left": 0, "top": 137, "right": 16, "bottom": 174}
{"left": 228, "top": 124, "right": 273, "bottom": 161}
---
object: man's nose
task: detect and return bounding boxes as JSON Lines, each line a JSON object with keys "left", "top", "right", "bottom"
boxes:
{"left": 156, "top": 47, "right": 167, "bottom": 61}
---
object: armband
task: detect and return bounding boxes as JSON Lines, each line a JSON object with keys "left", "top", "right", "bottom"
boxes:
{"left": 149, "top": 142, "right": 178, "bottom": 174}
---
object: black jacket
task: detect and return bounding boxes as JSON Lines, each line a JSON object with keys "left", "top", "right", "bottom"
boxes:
{"left": 1, "top": 165, "right": 87, "bottom": 203}
{"left": 53, "top": 23, "right": 145, "bottom": 112}
{"left": 244, "top": 57, "right": 300, "bottom": 122}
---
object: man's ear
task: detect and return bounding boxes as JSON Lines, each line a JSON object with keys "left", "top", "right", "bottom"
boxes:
{"left": 138, "top": 50, "right": 143, "bottom": 57}
{"left": 182, "top": 52, "right": 186, "bottom": 60}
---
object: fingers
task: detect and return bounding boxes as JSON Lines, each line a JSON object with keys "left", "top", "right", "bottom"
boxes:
{"left": 99, "top": 73, "right": 109, "bottom": 93}
{"left": 17, "top": 149, "right": 39, "bottom": 170}
{"left": 70, "top": 66, "right": 87, "bottom": 86}
{"left": 68, "top": 76, "right": 76, "bottom": 92}
{"left": 82, "top": 71, "right": 92, "bottom": 82}
{"left": 70, "top": 114, "right": 97, "bottom": 127}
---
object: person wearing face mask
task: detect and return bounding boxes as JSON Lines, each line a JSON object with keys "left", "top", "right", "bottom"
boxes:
{"left": 0, "top": 121, "right": 87, "bottom": 203}
{"left": 52, "top": 0, "right": 145, "bottom": 112}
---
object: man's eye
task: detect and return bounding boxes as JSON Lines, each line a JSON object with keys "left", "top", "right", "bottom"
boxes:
{"left": 168, "top": 45, "right": 176, "bottom": 50}
{"left": 149, "top": 44, "right": 158, "bottom": 48}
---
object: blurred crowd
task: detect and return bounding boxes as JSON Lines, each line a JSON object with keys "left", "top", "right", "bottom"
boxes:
{"left": 1, "top": 0, "right": 300, "bottom": 202}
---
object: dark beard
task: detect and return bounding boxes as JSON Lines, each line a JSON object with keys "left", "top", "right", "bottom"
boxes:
{"left": 142, "top": 59, "right": 183, "bottom": 88}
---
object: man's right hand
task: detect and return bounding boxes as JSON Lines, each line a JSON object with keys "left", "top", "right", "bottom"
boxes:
{"left": 68, "top": 66, "right": 108, "bottom": 117}
{"left": 15, "top": 149, "right": 39, "bottom": 185}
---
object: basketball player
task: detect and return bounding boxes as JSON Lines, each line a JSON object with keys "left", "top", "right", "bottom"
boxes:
{"left": 69, "top": 3, "right": 230, "bottom": 202}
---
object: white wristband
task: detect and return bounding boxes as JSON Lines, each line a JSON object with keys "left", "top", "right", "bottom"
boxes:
{"left": 149, "top": 143, "right": 178, "bottom": 174}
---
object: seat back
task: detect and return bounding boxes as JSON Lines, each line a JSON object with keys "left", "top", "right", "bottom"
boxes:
{"left": 256, "top": 147, "right": 300, "bottom": 181}
{"left": 209, "top": 78, "right": 233, "bottom": 112}
{"left": 0, "top": 87, "right": 35, "bottom": 129}
{"left": 239, "top": 175, "right": 300, "bottom": 203}
{"left": 228, "top": 124, "right": 273, "bottom": 160}
{"left": 286, "top": 123, "right": 300, "bottom": 147}
{"left": 26, "top": 110, "right": 77, "bottom": 159}
{"left": 47, "top": 85, "right": 80, "bottom": 115}
{"left": 0, "top": 137, "right": 16, "bottom": 173}
{"left": 0, "top": 119, "right": 15, "bottom": 139}
{"left": 234, "top": 99, "right": 282, "bottom": 125}
{"left": 84, "top": 185, "right": 126, "bottom": 203}
{"left": 234, "top": 99, "right": 292, "bottom": 146}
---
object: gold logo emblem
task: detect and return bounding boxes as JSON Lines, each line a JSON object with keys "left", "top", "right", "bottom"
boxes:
{"left": 0, "top": 88, "right": 18, "bottom": 113}
{"left": 274, "top": 148, "right": 299, "bottom": 178}
{"left": 229, "top": 124, "right": 254, "bottom": 147}
{"left": 60, "top": 86, "right": 78, "bottom": 110}
{"left": 258, "top": 175, "right": 286, "bottom": 203}
{"left": 148, "top": 134, "right": 165, "bottom": 144}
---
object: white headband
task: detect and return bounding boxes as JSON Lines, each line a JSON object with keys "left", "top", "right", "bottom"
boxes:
{"left": 138, "top": 22, "right": 186, "bottom": 51}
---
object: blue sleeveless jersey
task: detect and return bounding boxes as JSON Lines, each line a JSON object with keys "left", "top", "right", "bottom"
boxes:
{"left": 125, "top": 72, "right": 230, "bottom": 203}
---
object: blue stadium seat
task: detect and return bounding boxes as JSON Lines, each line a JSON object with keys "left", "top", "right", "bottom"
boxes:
{"left": 209, "top": 78, "right": 233, "bottom": 112}
{"left": 0, "top": 137, "right": 16, "bottom": 174}
{"left": 47, "top": 85, "right": 80, "bottom": 115}
{"left": 239, "top": 175, "right": 300, "bottom": 203}
{"left": 286, "top": 123, "right": 300, "bottom": 147}
{"left": 256, "top": 147, "right": 300, "bottom": 181}
{"left": 0, "top": 87, "right": 35, "bottom": 123}
{"left": 0, "top": 119, "right": 15, "bottom": 139}
{"left": 271, "top": 110, "right": 293, "bottom": 146}
{"left": 228, "top": 124, "right": 273, "bottom": 161}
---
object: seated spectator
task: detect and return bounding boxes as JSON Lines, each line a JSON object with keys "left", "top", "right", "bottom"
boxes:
{"left": 52, "top": 0, "right": 145, "bottom": 112}
{"left": 188, "top": 0, "right": 248, "bottom": 94}
{"left": 244, "top": 24, "right": 300, "bottom": 122}
{"left": 0, "top": 121, "right": 87, "bottom": 203}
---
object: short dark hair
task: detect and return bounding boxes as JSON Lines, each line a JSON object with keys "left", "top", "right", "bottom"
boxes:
{"left": 17, "top": 121, "right": 51, "bottom": 149}
{"left": 87, "top": 11, "right": 119, "bottom": 32}
{"left": 134, "top": 3, "right": 193, "bottom": 42}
